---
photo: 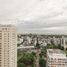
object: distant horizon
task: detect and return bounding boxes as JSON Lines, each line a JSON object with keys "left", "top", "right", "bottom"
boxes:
{"left": 0, "top": 23, "right": 67, "bottom": 34}
{"left": 17, "top": 32, "right": 67, "bottom": 35}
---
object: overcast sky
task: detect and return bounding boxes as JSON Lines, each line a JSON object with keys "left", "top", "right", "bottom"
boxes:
{"left": 0, "top": 0, "right": 67, "bottom": 34}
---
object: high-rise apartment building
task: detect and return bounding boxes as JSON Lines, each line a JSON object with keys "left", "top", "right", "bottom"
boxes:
{"left": 61, "top": 36, "right": 67, "bottom": 49}
{"left": 47, "top": 49, "right": 67, "bottom": 67}
{"left": 0, "top": 25, "right": 17, "bottom": 67}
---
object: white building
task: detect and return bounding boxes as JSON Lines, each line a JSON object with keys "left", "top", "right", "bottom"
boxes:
{"left": 47, "top": 49, "right": 67, "bottom": 67}
{"left": 27, "top": 36, "right": 32, "bottom": 44}
{"left": 0, "top": 25, "right": 17, "bottom": 67}
{"left": 61, "top": 36, "right": 67, "bottom": 49}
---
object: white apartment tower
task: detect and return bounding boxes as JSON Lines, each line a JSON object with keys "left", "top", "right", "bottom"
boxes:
{"left": 61, "top": 36, "right": 67, "bottom": 49}
{"left": 47, "top": 49, "right": 67, "bottom": 67}
{"left": 0, "top": 25, "right": 17, "bottom": 67}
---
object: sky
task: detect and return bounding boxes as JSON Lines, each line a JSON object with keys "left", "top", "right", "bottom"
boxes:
{"left": 0, "top": 0, "right": 67, "bottom": 34}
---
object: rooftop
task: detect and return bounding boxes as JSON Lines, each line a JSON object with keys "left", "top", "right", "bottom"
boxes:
{"left": 47, "top": 49, "right": 67, "bottom": 58}
{"left": 17, "top": 46, "right": 35, "bottom": 49}
{"left": 0, "top": 24, "right": 15, "bottom": 27}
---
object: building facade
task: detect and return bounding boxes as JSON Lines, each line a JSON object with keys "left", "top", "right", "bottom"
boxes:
{"left": 47, "top": 49, "right": 67, "bottom": 67}
{"left": 61, "top": 36, "right": 67, "bottom": 49}
{"left": 0, "top": 25, "right": 17, "bottom": 67}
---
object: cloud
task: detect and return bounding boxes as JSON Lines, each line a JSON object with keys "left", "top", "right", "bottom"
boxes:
{"left": 0, "top": 0, "right": 67, "bottom": 22}
{"left": 0, "top": 0, "right": 67, "bottom": 34}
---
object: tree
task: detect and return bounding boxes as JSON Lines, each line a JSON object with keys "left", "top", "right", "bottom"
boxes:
{"left": 39, "top": 58, "right": 46, "bottom": 67}
{"left": 61, "top": 46, "right": 64, "bottom": 50}
{"left": 18, "top": 53, "right": 35, "bottom": 67}
{"left": 18, "top": 63, "right": 26, "bottom": 67}
{"left": 32, "top": 52, "right": 36, "bottom": 56}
